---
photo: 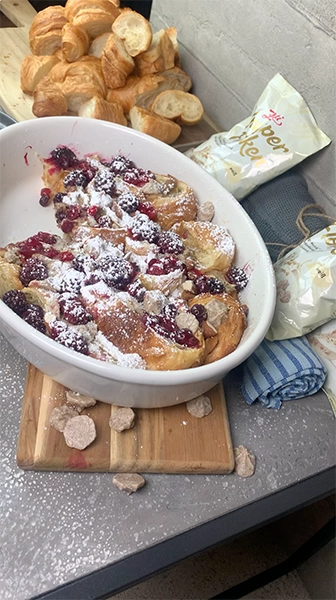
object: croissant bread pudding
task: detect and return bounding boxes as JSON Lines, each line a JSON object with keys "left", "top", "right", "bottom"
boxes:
{"left": 20, "top": 0, "right": 204, "bottom": 144}
{"left": 0, "top": 146, "right": 249, "bottom": 371}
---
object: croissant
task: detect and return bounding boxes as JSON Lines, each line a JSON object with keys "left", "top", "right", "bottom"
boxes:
{"left": 78, "top": 95, "right": 127, "bottom": 126}
{"left": 72, "top": 3, "right": 119, "bottom": 39}
{"left": 32, "top": 77, "right": 68, "bottom": 117}
{"left": 129, "top": 106, "right": 181, "bottom": 145}
{"left": 111, "top": 8, "right": 152, "bottom": 57}
{"left": 135, "top": 29, "right": 175, "bottom": 76}
{"left": 61, "top": 23, "right": 90, "bottom": 62}
{"left": 88, "top": 32, "right": 111, "bottom": 58}
{"left": 20, "top": 54, "right": 60, "bottom": 94}
{"left": 171, "top": 221, "right": 235, "bottom": 273}
{"left": 106, "top": 75, "right": 140, "bottom": 113}
{"left": 64, "top": 0, "right": 120, "bottom": 23}
{"left": 29, "top": 6, "right": 68, "bottom": 55}
{"left": 188, "top": 293, "right": 247, "bottom": 364}
{"left": 144, "top": 177, "right": 198, "bottom": 230}
{"left": 101, "top": 34, "right": 134, "bottom": 89}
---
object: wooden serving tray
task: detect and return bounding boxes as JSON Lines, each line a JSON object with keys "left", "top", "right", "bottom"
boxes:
{"left": 17, "top": 365, "right": 235, "bottom": 474}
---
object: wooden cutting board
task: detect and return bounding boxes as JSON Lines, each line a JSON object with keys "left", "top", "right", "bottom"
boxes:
{"left": 17, "top": 365, "right": 235, "bottom": 474}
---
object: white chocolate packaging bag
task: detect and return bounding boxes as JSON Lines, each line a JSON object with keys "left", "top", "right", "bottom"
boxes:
{"left": 186, "top": 73, "right": 331, "bottom": 200}
{"left": 267, "top": 225, "right": 336, "bottom": 341}
{"left": 307, "top": 320, "right": 336, "bottom": 416}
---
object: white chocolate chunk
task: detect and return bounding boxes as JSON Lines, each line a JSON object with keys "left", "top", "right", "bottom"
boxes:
{"left": 113, "top": 473, "right": 146, "bottom": 494}
{"left": 49, "top": 405, "right": 79, "bottom": 432}
{"left": 186, "top": 395, "right": 213, "bottom": 418}
{"left": 66, "top": 390, "right": 97, "bottom": 412}
{"left": 234, "top": 445, "right": 256, "bottom": 477}
{"left": 109, "top": 407, "right": 136, "bottom": 432}
{"left": 197, "top": 200, "right": 215, "bottom": 222}
{"left": 205, "top": 299, "right": 228, "bottom": 329}
{"left": 175, "top": 311, "right": 199, "bottom": 334}
{"left": 63, "top": 415, "right": 96, "bottom": 450}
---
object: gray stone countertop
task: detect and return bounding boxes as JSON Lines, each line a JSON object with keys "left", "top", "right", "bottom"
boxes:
{"left": 0, "top": 331, "right": 335, "bottom": 600}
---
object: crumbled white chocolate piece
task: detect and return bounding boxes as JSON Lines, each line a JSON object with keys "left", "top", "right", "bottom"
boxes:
{"left": 197, "top": 201, "right": 215, "bottom": 222}
{"left": 234, "top": 445, "right": 256, "bottom": 478}
{"left": 113, "top": 473, "right": 146, "bottom": 495}
{"left": 205, "top": 299, "right": 228, "bottom": 329}
{"left": 143, "top": 290, "right": 167, "bottom": 314}
{"left": 109, "top": 407, "right": 136, "bottom": 432}
{"left": 186, "top": 395, "right": 213, "bottom": 418}
{"left": 66, "top": 390, "right": 97, "bottom": 412}
{"left": 176, "top": 311, "right": 199, "bottom": 334}
{"left": 49, "top": 405, "right": 79, "bottom": 432}
{"left": 63, "top": 415, "right": 97, "bottom": 450}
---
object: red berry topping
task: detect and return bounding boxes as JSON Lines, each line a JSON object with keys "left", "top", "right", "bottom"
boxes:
{"left": 123, "top": 168, "right": 154, "bottom": 187}
{"left": 190, "top": 303, "right": 207, "bottom": 323}
{"left": 87, "top": 205, "right": 99, "bottom": 217}
{"left": 2, "top": 290, "right": 28, "bottom": 315}
{"left": 39, "top": 188, "right": 51, "bottom": 207}
{"left": 147, "top": 256, "right": 185, "bottom": 276}
{"left": 93, "top": 170, "right": 116, "bottom": 196}
{"left": 226, "top": 266, "right": 249, "bottom": 291}
{"left": 60, "top": 219, "right": 74, "bottom": 233}
{"left": 20, "top": 257, "right": 48, "bottom": 286}
{"left": 66, "top": 205, "right": 81, "bottom": 221}
{"left": 59, "top": 293, "right": 92, "bottom": 325}
{"left": 58, "top": 251, "right": 74, "bottom": 262}
{"left": 21, "top": 304, "right": 46, "bottom": 333}
{"left": 138, "top": 201, "right": 157, "bottom": 221}
{"left": 49, "top": 146, "right": 78, "bottom": 170}
{"left": 63, "top": 169, "right": 89, "bottom": 188}
{"left": 126, "top": 279, "right": 146, "bottom": 302}
{"left": 157, "top": 231, "right": 184, "bottom": 254}
{"left": 50, "top": 321, "right": 89, "bottom": 355}
{"left": 130, "top": 214, "right": 160, "bottom": 243}
{"left": 117, "top": 192, "right": 139, "bottom": 213}
{"left": 35, "top": 231, "right": 58, "bottom": 245}
{"left": 17, "top": 237, "right": 44, "bottom": 258}
{"left": 175, "top": 328, "right": 200, "bottom": 348}
{"left": 109, "top": 154, "right": 135, "bottom": 174}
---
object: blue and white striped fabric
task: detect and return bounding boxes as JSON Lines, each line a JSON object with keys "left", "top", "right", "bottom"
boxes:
{"left": 241, "top": 337, "right": 327, "bottom": 409}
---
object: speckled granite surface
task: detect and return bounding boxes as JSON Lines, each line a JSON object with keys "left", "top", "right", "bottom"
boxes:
{"left": 0, "top": 331, "right": 335, "bottom": 600}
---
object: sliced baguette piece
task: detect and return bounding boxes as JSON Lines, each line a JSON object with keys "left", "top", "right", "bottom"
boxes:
{"left": 151, "top": 90, "right": 204, "bottom": 125}
{"left": 160, "top": 66, "right": 192, "bottom": 92}
{"left": 78, "top": 95, "right": 127, "bottom": 126}
{"left": 129, "top": 106, "right": 181, "bottom": 145}
{"left": 112, "top": 8, "right": 152, "bottom": 57}
{"left": 20, "top": 54, "right": 60, "bottom": 94}
{"left": 101, "top": 33, "right": 135, "bottom": 89}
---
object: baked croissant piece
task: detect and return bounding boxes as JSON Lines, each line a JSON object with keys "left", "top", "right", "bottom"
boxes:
{"left": 21, "top": 0, "right": 205, "bottom": 145}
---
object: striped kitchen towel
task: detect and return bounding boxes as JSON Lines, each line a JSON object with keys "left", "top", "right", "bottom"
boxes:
{"left": 241, "top": 336, "right": 327, "bottom": 409}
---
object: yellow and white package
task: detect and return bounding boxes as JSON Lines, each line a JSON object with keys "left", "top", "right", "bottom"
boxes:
{"left": 267, "top": 225, "right": 336, "bottom": 341}
{"left": 186, "top": 73, "right": 331, "bottom": 200}
{"left": 307, "top": 320, "right": 336, "bottom": 416}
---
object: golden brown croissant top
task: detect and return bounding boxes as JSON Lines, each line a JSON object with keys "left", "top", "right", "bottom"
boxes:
{"left": 20, "top": 54, "right": 61, "bottom": 94}
{"left": 29, "top": 6, "right": 68, "bottom": 55}
{"left": 61, "top": 23, "right": 90, "bottom": 62}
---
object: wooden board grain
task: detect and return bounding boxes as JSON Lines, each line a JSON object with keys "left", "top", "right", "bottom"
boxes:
{"left": 17, "top": 365, "right": 235, "bottom": 473}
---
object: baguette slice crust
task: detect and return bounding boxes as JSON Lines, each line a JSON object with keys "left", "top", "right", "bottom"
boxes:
{"left": 129, "top": 106, "right": 181, "bottom": 145}
{"left": 151, "top": 90, "right": 204, "bottom": 125}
